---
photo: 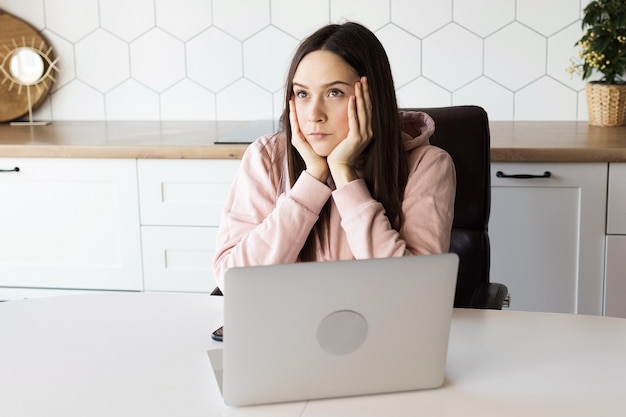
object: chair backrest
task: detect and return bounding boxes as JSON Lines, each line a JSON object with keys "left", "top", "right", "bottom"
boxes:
{"left": 401, "top": 105, "right": 491, "bottom": 308}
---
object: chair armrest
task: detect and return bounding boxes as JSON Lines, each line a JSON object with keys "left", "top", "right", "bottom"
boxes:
{"left": 469, "top": 283, "right": 509, "bottom": 310}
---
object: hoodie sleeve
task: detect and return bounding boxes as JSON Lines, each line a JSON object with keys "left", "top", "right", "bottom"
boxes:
{"left": 332, "top": 143, "right": 456, "bottom": 258}
{"left": 212, "top": 137, "right": 332, "bottom": 290}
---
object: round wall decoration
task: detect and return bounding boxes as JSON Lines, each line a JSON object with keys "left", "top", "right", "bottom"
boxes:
{"left": 0, "top": 10, "right": 59, "bottom": 123}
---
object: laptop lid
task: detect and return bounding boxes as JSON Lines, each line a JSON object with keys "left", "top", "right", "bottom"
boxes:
{"left": 216, "top": 253, "right": 459, "bottom": 406}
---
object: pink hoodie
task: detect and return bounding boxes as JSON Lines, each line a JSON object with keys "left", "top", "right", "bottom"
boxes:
{"left": 212, "top": 111, "right": 456, "bottom": 290}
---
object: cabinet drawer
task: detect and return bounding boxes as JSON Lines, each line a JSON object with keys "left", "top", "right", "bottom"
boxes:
{"left": 607, "top": 163, "right": 626, "bottom": 234}
{"left": 137, "top": 159, "right": 240, "bottom": 226}
{"left": 141, "top": 226, "right": 217, "bottom": 292}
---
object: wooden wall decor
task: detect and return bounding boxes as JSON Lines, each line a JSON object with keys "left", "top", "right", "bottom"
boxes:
{"left": 0, "top": 10, "right": 58, "bottom": 123}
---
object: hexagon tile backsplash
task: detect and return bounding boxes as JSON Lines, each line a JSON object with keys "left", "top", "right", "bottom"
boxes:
{"left": 0, "top": 0, "right": 590, "bottom": 122}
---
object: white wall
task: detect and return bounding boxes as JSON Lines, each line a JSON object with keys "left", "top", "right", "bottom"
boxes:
{"left": 0, "top": 0, "right": 590, "bottom": 122}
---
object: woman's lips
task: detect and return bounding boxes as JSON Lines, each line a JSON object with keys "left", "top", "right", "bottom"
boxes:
{"left": 307, "top": 132, "right": 328, "bottom": 140}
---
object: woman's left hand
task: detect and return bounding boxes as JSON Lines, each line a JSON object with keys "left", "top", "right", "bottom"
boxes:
{"left": 327, "top": 76, "right": 373, "bottom": 187}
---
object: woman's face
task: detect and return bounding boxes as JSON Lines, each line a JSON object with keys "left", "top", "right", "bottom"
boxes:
{"left": 291, "top": 50, "right": 361, "bottom": 157}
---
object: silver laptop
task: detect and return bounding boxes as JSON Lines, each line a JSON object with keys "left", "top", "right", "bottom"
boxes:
{"left": 208, "top": 253, "right": 459, "bottom": 406}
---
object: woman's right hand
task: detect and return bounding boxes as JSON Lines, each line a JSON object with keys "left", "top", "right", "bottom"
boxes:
{"left": 289, "top": 99, "right": 329, "bottom": 183}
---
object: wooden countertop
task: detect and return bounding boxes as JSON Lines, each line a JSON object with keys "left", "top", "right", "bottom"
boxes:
{"left": 0, "top": 121, "right": 251, "bottom": 159}
{"left": 1, "top": 120, "right": 625, "bottom": 162}
{"left": 490, "top": 121, "right": 626, "bottom": 162}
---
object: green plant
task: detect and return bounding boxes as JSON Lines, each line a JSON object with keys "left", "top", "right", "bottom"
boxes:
{"left": 568, "top": 0, "right": 626, "bottom": 84}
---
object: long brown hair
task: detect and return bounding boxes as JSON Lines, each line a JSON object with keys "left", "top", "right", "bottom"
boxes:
{"left": 280, "top": 22, "right": 409, "bottom": 261}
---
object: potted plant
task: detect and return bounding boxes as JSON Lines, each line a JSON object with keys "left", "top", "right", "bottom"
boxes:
{"left": 568, "top": 0, "right": 626, "bottom": 126}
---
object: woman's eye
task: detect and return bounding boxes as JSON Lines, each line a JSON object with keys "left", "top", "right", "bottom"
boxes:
{"left": 295, "top": 90, "right": 308, "bottom": 99}
{"left": 328, "top": 89, "right": 344, "bottom": 98}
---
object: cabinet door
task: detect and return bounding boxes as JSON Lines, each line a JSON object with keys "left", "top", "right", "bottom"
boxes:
{"left": 0, "top": 158, "right": 142, "bottom": 291}
{"left": 490, "top": 163, "right": 607, "bottom": 315}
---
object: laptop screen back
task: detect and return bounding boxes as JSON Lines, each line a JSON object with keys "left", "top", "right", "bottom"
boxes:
{"left": 219, "top": 254, "right": 459, "bottom": 406}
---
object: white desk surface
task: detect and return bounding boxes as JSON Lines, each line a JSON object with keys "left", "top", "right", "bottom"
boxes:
{"left": 1, "top": 292, "right": 625, "bottom": 416}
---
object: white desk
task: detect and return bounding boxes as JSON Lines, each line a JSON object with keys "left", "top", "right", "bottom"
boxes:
{"left": 1, "top": 293, "right": 625, "bottom": 416}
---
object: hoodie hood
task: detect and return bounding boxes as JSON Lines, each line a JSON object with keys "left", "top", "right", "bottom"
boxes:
{"left": 400, "top": 110, "right": 435, "bottom": 151}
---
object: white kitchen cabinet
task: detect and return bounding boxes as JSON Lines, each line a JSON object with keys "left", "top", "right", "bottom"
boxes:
{"left": 137, "top": 159, "right": 240, "bottom": 292}
{"left": 605, "top": 163, "right": 626, "bottom": 318}
{"left": 489, "top": 162, "right": 607, "bottom": 315}
{"left": 0, "top": 158, "right": 142, "bottom": 298}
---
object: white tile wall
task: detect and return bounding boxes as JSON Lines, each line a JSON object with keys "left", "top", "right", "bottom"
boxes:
{"left": 0, "top": 0, "right": 591, "bottom": 122}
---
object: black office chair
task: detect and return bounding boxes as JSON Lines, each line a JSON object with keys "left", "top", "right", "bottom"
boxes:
{"left": 402, "top": 105, "right": 509, "bottom": 309}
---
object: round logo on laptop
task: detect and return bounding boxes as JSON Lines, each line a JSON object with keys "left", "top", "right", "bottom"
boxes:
{"left": 316, "top": 310, "right": 368, "bottom": 355}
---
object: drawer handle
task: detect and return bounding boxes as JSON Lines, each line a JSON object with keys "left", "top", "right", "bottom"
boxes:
{"left": 496, "top": 170, "right": 551, "bottom": 179}
{"left": 0, "top": 167, "right": 20, "bottom": 173}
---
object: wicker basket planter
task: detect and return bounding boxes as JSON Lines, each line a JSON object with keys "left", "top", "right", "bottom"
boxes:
{"left": 585, "top": 83, "right": 626, "bottom": 127}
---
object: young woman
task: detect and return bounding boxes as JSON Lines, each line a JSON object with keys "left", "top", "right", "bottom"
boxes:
{"left": 212, "top": 22, "right": 456, "bottom": 290}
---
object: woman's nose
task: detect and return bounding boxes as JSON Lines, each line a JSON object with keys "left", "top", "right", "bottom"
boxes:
{"left": 307, "top": 99, "right": 326, "bottom": 122}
